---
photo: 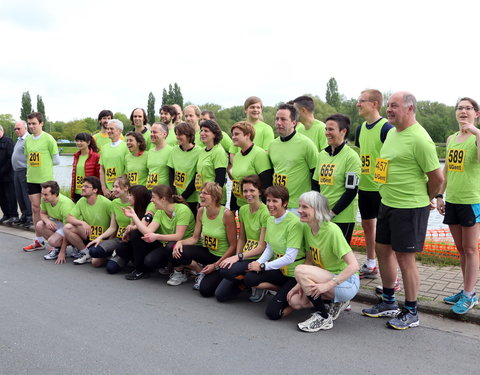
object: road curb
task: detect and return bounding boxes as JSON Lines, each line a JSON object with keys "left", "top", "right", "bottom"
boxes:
{"left": 354, "top": 289, "right": 480, "bottom": 325}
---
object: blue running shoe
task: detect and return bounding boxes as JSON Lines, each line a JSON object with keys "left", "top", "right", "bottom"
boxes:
{"left": 443, "top": 290, "right": 463, "bottom": 305}
{"left": 386, "top": 308, "right": 419, "bottom": 330}
{"left": 362, "top": 299, "right": 400, "bottom": 318}
{"left": 452, "top": 294, "right": 478, "bottom": 315}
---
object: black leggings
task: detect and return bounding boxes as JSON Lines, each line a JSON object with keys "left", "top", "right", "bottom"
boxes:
{"left": 116, "top": 230, "right": 165, "bottom": 272}
{"left": 244, "top": 269, "right": 297, "bottom": 320}
{"left": 144, "top": 242, "right": 175, "bottom": 270}
{"left": 215, "top": 260, "right": 253, "bottom": 302}
{"left": 173, "top": 245, "right": 221, "bottom": 298}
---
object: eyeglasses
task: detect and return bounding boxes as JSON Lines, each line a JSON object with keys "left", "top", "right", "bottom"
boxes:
{"left": 456, "top": 106, "right": 475, "bottom": 111}
{"left": 81, "top": 185, "right": 94, "bottom": 189}
{"left": 14, "top": 128, "right": 22, "bottom": 130}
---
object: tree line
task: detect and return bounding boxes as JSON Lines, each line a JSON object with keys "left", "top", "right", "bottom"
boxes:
{"left": 0, "top": 79, "right": 458, "bottom": 143}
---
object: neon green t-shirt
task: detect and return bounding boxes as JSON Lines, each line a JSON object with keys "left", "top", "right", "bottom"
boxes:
{"left": 231, "top": 145, "right": 272, "bottom": 207}
{"left": 238, "top": 203, "right": 270, "bottom": 258}
{"left": 70, "top": 195, "right": 112, "bottom": 240}
{"left": 265, "top": 212, "right": 305, "bottom": 277}
{"left": 195, "top": 130, "right": 233, "bottom": 154}
{"left": 125, "top": 151, "right": 149, "bottom": 186}
{"left": 195, "top": 144, "right": 228, "bottom": 203}
{"left": 378, "top": 123, "right": 439, "bottom": 208}
{"left": 445, "top": 132, "right": 480, "bottom": 204}
{"left": 99, "top": 141, "right": 129, "bottom": 190}
{"left": 146, "top": 145, "right": 172, "bottom": 189}
{"left": 167, "top": 145, "right": 202, "bottom": 202}
{"left": 296, "top": 119, "right": 328, "bottom": 152}
{"left": 313, "top": 144, "right": 361, "bottom": 223}
{"left": 74, "top": 154, "right": 88, "bottom": 194}
{"left": 166, "top": 129, "right": 178, "bottom": 147}
{"left": 24, "top": 132, "right": 59, "bottom": 184}
{"left": 358, "top": 118, "right": 391, "bottom": 191}
{"left": 137, "top": 128, "right": 153, "bottom": 150}
{"left": 303, "top": 221, "right": 352, "bottom": 274}
{"left": 111, "top": 198, "right": 131, "bottom": 239}
{"left": 153, "top": 203, "right": 195, "bottom": 238}
{"left": 93, "top": 132, "right": 125, "bottom": 152}
{"left": 268, "top": 132, "right": 318, "bottom": 208}
{"left": 202, "top": 206, "right": 230, "bottom": 257}
{"left": 40, "top": 194, "right": 75, "bottom": 223}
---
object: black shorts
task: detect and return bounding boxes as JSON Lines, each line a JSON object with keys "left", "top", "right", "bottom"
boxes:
{"left": 358, "top": 190, "right": 381, "bottom": 220}
{"left": 27, "top": 183, "right": 41, "bottom": 195}
{"left": 443, "top": 202, "right": 480, "bottom": 227}
{"left": 376, "top": 203, "right": 429, "bottom": 253}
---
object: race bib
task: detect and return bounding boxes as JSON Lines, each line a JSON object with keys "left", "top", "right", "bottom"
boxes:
{"left": 373, "top": 158, "right": 389, "bottom": 184}
{"left": 273, "top": 173, "right": 288, "bottom": 187}
{"left": 116, "top": 226, "right": 127, "bottom": 239}
{"left": 127, "top": 172, "right": 138, "bottom": 185}
{"left": 195, "top": 173, "right": 203, "bottom": 192}
{"left": 309, "top": 246, "right": 324, "bottom": 268}
{"left": 318, "top": 164, "right": 336, "bottom": 185}
{"left": 243, "top": 239, "right": 259, "bottom": 253}
{"left": 75, "top": 175, "right": 85, "bottom": 190}
{"left": 28, "top": 152, "right": 41, "bottom": 167}
{"left": 204, "top": 235, "right": 218, "bottom": 251}
{"left": 146, "top": 173, "right": 158, "bottom": 189}
{"left": 447, "top": 149, "right": 465, "bottom": 172}
{"left": 174, "top": 171, "right": 187, "bottom": 190}
{"left": 232, "top": 179, "right": 242, "bottom": 198}
{"left": 89, "top": 225, "right": 104, "bottom": 240}
{"left": 361, "top": 154, "right": 372, "bottom": 175}
{"left": 106, "top": 167, "right": 117, "bottom": 183}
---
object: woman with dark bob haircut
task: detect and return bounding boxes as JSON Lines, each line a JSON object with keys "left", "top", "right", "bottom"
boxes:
{"left": 71, "top": 132, "right": 100, "bottom": 202}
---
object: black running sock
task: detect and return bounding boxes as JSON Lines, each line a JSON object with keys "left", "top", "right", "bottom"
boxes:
{"left": 382, "top": 287, "right": 396, "bottom": 304}
{"left": 307, "top": 295, "right": 329, "bottom": 319}
{"left": 405, "top": 300, "right": 417, "bottom": 315}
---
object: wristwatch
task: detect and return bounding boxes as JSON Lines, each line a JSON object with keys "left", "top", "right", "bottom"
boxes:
{"left": 238, "top": 253, "right": 244, "bottom": 261}
{"left": 332, "top": 276, "right": 340, "bottom": 285}
{"left": 259, "top": 263, "right": 266, "bottom": 272}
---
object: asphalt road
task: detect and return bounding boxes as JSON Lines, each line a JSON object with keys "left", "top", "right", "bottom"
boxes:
{"left": 1, "top": 230, "right": 479, "bottom": 375}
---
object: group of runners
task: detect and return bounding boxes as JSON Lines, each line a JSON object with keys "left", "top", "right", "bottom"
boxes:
{"left": 16, "top": 90, "right": 480, "bottom": 332}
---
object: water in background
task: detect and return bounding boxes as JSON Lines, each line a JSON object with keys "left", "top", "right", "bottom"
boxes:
{"left": 55, "top": 155, "right": 447, "bottom": 230}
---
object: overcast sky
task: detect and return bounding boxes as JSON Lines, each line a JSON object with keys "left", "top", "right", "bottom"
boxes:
{"left": 1, "top": 0, "right": 478, "bottom": 122}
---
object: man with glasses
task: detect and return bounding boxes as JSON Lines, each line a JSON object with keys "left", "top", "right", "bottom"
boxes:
{"left": 355, "top": 90, "right": 394, "bottom": 280}
{"left": 11, "top": 121, "right": 32, "bottom": 227}
{"left": 22, "top": 112, "right": 59, "bottom": 251}
{"left": 64, "top": 176, "right": 112, "bottom": 265}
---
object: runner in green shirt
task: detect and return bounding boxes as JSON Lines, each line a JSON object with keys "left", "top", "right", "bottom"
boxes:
{"left": 122, "top": 184, "right": 196, "bottom": 280}
{"left": 354, "top": 89, "right": 394, "bottom": 280}
{"left": 268, "top": 104, "right": 318, "bottom": 210}
{"left": 195, "top": 120, "right": 228, "bottom": 204}
{"left": 287, "top": 191, "right": 359, "bottom": 332}
{"left": 22, "top": 112, "right": 60, "bottom": 252}
{"left": 436, "top": 97, "right": 480, "bottom": 315}
{"left": 229, "top": 121, "right": 273, "bottom": 211}
{"left": 125, "top": 131, "right": 149, "bottom": 186}
{"left": 130, "top": 107, "right": 152, "bottom": 150}
{"left": 245, "top": 185, "right": 305, "bottom": 320}
{"left": 31, "top": 181, "right": 75, "bottom": 263}
{"left": 292, "top": 95, "right": 328, "bottom": 152}
{"left": 172, "top": 182, "right": 236, "bottom": 296}
{"left": 362, "top": 91, "right": 443, "bottom": 330}
{"left": 99, "top": 119, "right": 129, "bottom": 198}
{"left": 93, "top": 110, "right": 114, "bottom": 152}
{"left": 200, "top": 110, "right": 234, "bottom": 153}
{"left": 217, "top": 175, "right": 270, "bottom": 302}
{"left": 64, "top": 176, "right": 112, "bottom": 265}
{"left": 146, "top": 122, "right": 172, "bottom": 189}
{"left": 85, "top": 176, "right": 132, "bottom": 268}
{"left": 167, "top": 122, "right": 202, "bottom": 216}
{"left": 313, "top": 114, "right": 361, "bottom": 243}
{"left": 160, "top": 105, "right": 178, "bottom": 147}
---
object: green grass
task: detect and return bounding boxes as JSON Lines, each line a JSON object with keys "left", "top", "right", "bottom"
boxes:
{"left": 59, "top": 146, "right": 77, "bottom": 154}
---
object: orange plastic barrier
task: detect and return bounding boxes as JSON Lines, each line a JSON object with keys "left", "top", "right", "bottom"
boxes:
{"left": 351, "top": 228, "right": 479, "bottom": 260}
